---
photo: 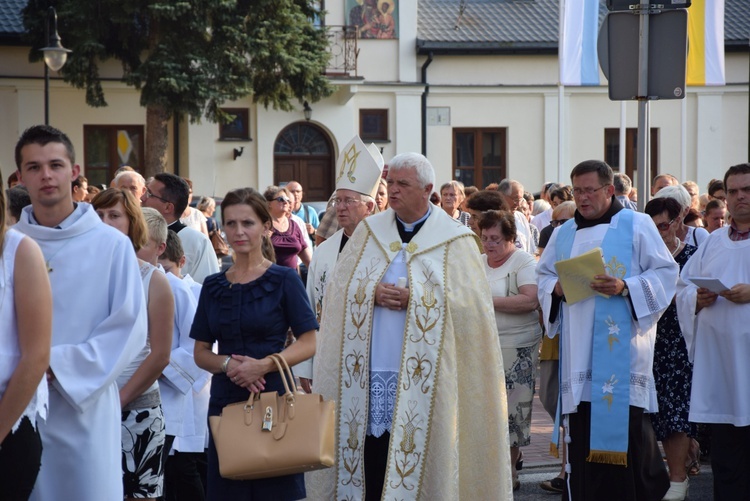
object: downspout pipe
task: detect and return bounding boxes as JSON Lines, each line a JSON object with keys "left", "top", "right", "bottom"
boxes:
{"left": 421, "top": 52, "right": 434, "bottom": 156}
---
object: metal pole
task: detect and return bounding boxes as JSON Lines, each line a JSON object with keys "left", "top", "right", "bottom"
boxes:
{"left": 44, "top": 11, "right": 50, "bottom": 126}
{"left": 558, "top": 84, "right": 564, "bottom": 183}
{"left": 636, "top": 6, "right": 650, "bottom": 212}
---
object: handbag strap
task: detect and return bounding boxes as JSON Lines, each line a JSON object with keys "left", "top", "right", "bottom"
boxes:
{"left": 268, "top": 354, "right": 299, "bottom": 395}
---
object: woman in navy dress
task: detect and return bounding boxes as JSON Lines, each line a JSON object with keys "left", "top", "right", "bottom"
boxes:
{"left": 191, "top": 188, "right": 318, "bottom": 500}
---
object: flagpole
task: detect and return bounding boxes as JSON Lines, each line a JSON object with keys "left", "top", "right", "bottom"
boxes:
{"left": 558, "top": 0, "right": 565, "bottom": 184}
{"left": 619, "top": 101, "right": 626, "bottom": 172}
{"left": 681, "top": 96, "right": 687, "bottom": 182}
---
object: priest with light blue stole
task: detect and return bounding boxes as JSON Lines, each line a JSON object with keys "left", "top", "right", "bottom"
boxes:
{"left": 537, "top": 160, "right": 678, "bottom": 501}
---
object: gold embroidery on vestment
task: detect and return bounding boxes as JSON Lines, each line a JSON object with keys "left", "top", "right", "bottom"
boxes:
{"left": 337, "top": 143, "right": 360, "bottom": 185}
{"left": 390, "top": 400, "right": 423, "bottom": 490}
{"left": 605, "top": 256, "right": 626, "bottom": 279}
{"left": 404, "top": 353, "right": 433, "bottom": 394}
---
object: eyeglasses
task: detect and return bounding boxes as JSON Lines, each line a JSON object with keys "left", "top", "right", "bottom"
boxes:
{"left": 550, "top": 218, "right": 570, "bottom": 228}
{"left": 480, "top": 237, "right": 504, "bottom": 247}
{"left": 144, "top": 188, "right": 171, "bottom": 204}
{"left": 333, "top": 197, "right": 363, "bottom": 207}
{"left": 654, "top": 217, "right": 677, "bottom": 231}
{"left": 573, "top": 185, "right": 609, "bottom": 197}
{"left": 274, "top": 197, "right": 291, "bottom": 204}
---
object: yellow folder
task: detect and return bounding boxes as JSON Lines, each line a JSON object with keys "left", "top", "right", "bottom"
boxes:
{"left": 554, "top": 247, "right": 610, "bottom": 305}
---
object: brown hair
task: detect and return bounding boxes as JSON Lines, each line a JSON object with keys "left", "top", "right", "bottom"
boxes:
{"left": 222, "top": 187, "right": 276, "bottom": 262}
{"left": 91, "top": 188, "right": 149, "bottom": 251}
{"left": 477, "top": 210, "right": 517, "bottom": 242}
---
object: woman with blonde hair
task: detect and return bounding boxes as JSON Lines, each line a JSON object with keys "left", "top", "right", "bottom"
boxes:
{"left": 0, "top": 177, "right": 52, "bottom": 498}
{"left": 92, "top": 188, "right": 173, "bottom": 501}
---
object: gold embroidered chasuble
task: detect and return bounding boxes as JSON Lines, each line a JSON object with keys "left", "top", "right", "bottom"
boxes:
{"left": 309, "top": 207, "right": 513, "bottom": 500}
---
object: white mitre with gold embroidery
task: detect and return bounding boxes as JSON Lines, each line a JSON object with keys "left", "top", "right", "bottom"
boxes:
{"left": 335, "top": 135, "right": 383, "bottom": 197}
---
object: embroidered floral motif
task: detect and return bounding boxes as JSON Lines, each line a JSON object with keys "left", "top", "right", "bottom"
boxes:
{"left": 404, "top": 353, "right": 433, "bottom": 394}
{"left": 390, "top": 241, "right": 401, "bottom": 252}
{"left": 405, "top": 242, "right": 418, "bottom": 254}
{"left": 342, "top": 402, "right": 363, "bottom": 487}
{"left": 605, "top": 256, "right": 626, "bottom": 279}
{"left": 348, "top": 260, "right": 379, "bottom": 341}
{"left": 314, "top": 269, "right": 327, "bottom": 322}
{"left": 605, "top": 316, "right": 621, "bottom": 351}
{"left": 390, "top": 401, "right": 423, "bottom": 491}
{"left": 344, "top": 351, "right": 366, "bottom": 389}
{"left": 602, "top": 374, "right": 618, "bottom": 410}
{"left": 412, "top": 267, "right": 440, "bottom": 345}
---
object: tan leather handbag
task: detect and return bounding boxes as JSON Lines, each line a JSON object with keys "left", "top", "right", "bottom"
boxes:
{"left": 209, "top": 354, "right": 336, "bottom": 480}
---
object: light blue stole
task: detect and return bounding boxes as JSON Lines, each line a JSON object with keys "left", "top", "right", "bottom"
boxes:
{"left": 556, "top": 209, "right": 633, "bottom": 465}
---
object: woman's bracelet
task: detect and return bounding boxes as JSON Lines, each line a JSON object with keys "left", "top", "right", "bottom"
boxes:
{"left": 220, "top": 355, "right": 232, "bottom": 373}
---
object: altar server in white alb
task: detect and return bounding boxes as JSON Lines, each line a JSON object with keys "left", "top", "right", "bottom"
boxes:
{"left": 311, "top": 151, "right": 513, "bottom": 500}
{"left": 296, "top": 135, "right": 382, "bottom": 391}
{"left": 676, "top": 163, "right": 750, "bottom": 501}
{"left": 14, "top": 125, "right": 147, "bottom": 500}
{"left": 537, "top": 160, "right": 677, "bottom": 501}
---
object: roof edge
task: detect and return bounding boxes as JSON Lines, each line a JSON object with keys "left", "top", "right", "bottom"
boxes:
{"left": 416, "top": 39, "right": 558, "bottom": 56}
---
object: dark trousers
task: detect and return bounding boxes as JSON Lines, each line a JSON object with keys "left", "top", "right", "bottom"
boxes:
{"left": 364, "top": 432, "right": 390, "bottom": 501}
{"left": 165, "top": 451, "right": 207, "bottom": 501}
{"left": 563, "top": 402, "right": 669, "bottom": 501}
{"left": 711, "top": 423, "right": 750, "bottom": 501}
{"left": 0, "top": 417, "right": 43, "bottom": 500}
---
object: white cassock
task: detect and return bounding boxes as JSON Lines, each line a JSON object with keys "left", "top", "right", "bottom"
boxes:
{"left": 172, "top": 224, "right": 220, "bottom": 284}
{"left": 514, "top": 210, "right": 536, "bottom": 255}
{"left": 676, "top": 228, "right": 750, "bottom": 425}
{"left": 16, "top": 204, "right": 147, "bottom": 501}
{"left": 294, "top": 229, "right": 345, "bottom": 380}
{"left": 161, "top": 270, "right": 204, "bottom": 440}
{"left": 536, "top": 210, "right": 678, "bottom": 414}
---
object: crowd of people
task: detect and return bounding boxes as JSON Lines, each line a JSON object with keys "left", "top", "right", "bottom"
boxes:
{"left": 1, "top": 124, "right": 748, "bottom": 501}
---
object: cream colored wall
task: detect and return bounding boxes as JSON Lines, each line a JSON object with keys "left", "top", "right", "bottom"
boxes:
{"left": 422, "top": 54, "right": 560, "bottom": 86}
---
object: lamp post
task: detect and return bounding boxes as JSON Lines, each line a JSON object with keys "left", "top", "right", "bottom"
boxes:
{"left": 40, "top": 6, "right": 71, "bottom": 125}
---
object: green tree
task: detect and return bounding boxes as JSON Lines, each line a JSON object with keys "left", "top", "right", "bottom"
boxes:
{"left": 23, "top": 0, "right": 333, "bottom": 178}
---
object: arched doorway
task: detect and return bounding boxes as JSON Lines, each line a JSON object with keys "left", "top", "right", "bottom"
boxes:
{"left": 273, "top": 122, "right": 334, "bottom": 201}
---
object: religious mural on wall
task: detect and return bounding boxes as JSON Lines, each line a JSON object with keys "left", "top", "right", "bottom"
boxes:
{"left": 347, "top": 0, "right": 398, "bottom": 39}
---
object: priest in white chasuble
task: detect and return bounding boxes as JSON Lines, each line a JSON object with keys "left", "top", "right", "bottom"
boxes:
{"left": 310, "top": 152, "right": 513, "bottom": 500}
{"left": 14, "top": 125, "right": 147, "bottom": 500}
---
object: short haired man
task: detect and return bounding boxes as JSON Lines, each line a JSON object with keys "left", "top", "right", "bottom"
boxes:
{"left": 113, "top": 170, "right": 147, "bottom": 202}
{"left": 71, "top": 175, "right": 88, "bottom": 202}
{"left": 295, "top": 137, "right": 381, "bottom": 394}
{"left": 651, "top": 173, "right": 679, "bottom": 196}
{"left": 532, "top": 182, "right": 560, "bottom": 231}
{"left": 537, "top": 160, "right": 678, "bottom": 500}
{"left": 310, "top": 152, "right": 513, "bottom": 499}
{"left": 676, "top": 163, "right": 750, "bottom": 501}
{"left": 14, "top": 125, "right": 147, "bottom": 500}
{"left": 141, "top": 172, "right": 219, "bottom": 283}
{"left": 287, "top": 180, "right": 320, "bottom": 242}
{"left": 613, "top": 173, "right": 638, "bottom": 210}
{"left": 498, "top": 179, "right": 536, "bottom": 254}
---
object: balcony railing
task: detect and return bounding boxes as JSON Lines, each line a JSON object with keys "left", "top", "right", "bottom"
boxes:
{"left": 324, "top": 25, "right": 358, "bottom": 77}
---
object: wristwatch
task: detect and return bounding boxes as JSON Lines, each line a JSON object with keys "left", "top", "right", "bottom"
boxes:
{"left": 621, "top": 282, "right": 630, "bottom": 297}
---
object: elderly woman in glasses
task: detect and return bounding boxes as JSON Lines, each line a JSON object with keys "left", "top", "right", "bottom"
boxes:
{"left": 653, "top": 185, "right": 710, "bottom": 248}
{"left": 263, "top": 186, "right": 311, "bottom": 271}
{"left": 478, "top": 210, "right": 541, "bottom": 491}
{"left": 645, "top": 196, "right": 698, "bottom": 500}
{"left": 439, "top": 181, "right": 471, "bottom": 226}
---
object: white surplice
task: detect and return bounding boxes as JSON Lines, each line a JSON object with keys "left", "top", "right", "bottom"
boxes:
{"left": 536, "top": 211, "right": 678, "bottom": 414}
{"left": 295, "top": 229, "right": 344, "bottom": 379}
{"left": 676, "top": 228, "right": 750, "bottom": 425}
{"left": 16, "top": 204, "right": 147, "bottom": 501}
{"left": 160, "top": 270, "right": 205, "bottom": 439}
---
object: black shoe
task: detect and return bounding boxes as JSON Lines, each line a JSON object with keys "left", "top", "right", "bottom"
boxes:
{"left": 540, "top": 477, "right": 564, "bottom": 494}
{"left": 515, "top": 450, "right": 523, "bottom": 471}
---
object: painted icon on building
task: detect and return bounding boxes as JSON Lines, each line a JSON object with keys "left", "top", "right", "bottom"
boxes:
{"left": 347, "top": 0, "right": 398, "bottom": 39}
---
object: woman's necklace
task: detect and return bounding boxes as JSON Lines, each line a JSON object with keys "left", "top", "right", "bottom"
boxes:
{"left": 228, "top": 256, "right": 266, "bottom": 288}
{"left": 669, "top": 237, "right": 682, "bottom": 257}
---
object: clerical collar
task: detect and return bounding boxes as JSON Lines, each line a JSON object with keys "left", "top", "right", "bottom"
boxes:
{"left": 574, "top": 196, "right": 624, "bottom": 230}
{"left": 338, "top": 232, "right": 350, "bottom": 254}
{"left": 396, "top": 206, "right": 431, "bottom": 243}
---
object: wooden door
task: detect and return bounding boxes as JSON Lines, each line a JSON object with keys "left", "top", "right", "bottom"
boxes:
{"left": 274, "top": 123, "right": 334, "bottom": 201}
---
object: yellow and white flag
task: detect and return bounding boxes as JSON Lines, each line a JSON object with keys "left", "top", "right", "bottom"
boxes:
{"left": 687, "top": 0, "right": 725, "bottom": 86}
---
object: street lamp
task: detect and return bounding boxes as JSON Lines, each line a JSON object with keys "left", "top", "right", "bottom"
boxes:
{"left": 303, "top": 101, "right": 313, "bottom": 121}
{"left": 40, "top": 6, "right": 71, "bottom": 125}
